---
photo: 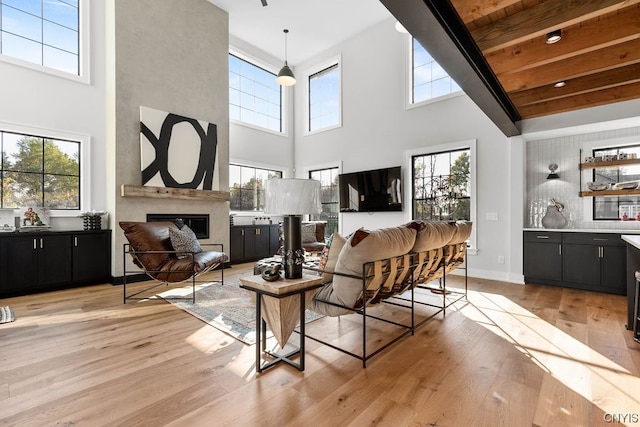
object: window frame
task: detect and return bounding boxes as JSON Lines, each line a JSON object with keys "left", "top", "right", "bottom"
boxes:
{"left": 404, "top": 139, "right": 477, "bottom": 254}
{"left": 303, "top": 54, "right": 342, "bottom": 136}
{"left": 0, "top": 121, "right": 90, "bottom": 217}
{"left": 0, "top": 0, "right": 90, "bottom": 84}
{"left": 591, "top": 143, "right": 640, "bottom": 221}
{"left": 229, "top": 161, "right": 284, "bottom": 212}
{"left": 406, "top": 35, "right": 462, "bottom": 110}
{"left": 307, "top": 164, "right": 341, "bottom": 238}
{"left": 228, "top": 48, "right": 287, "bottom": 136}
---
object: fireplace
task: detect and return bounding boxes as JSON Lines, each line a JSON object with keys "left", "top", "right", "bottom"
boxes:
{"left": 146, "top": 214, "right": 209, "bottom": 239}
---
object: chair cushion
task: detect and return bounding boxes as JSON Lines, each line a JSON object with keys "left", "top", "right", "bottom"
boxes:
{"left": 302, "top": 223, "right": 317, "bottom": 243}
{"left": 317, "top": 232, "right": 347, "bottom": 284}
{"left": 169, "top": 224, "right": 202, "bottom": 259}
{"left": 448, "top": 221, "right": 473, "bottom": 244}
{"left": 120, "top": 221, "right": 175, "bottom": 272}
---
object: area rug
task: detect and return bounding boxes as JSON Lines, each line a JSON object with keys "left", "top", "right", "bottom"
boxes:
{"left": 158, "top": 278, "right": 322, "bottom": 345}
{"left": 0, "top": 306, "right": 15, "bottom": 324}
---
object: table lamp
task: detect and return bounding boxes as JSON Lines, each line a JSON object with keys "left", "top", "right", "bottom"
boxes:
{"left": 265, "top": 178, "right": 321, "bottom": 279}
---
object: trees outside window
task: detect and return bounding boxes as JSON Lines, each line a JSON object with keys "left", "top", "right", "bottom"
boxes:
{"left": 1, "top": 131, "right": 80, "bottom": 209}
{"left": 412, "top": 149, "right": 470, "bottom": 221}
{"left": 229, "top": 164, "right": 282, "bottom": 211}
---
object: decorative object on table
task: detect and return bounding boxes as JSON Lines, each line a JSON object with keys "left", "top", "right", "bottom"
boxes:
{"left": 19, "top": 207, "right": 51, "bottom": 229}
{"left": 80, "top": 210, "right": 107, "bottom": 230}
{"left": 0, "top": 305, "right": 15, "bottom": 324}
{"left": 587, "top": 181, "right": 610, "bottom": 191}
{"left": 261, "top": 263, "right": 282, "bottom": 282}
{"left": 264, "top": 178, "right": 321, "bottom": 279}
{"left": 541, "top": 198, "right": 567, "bottom": 229}
{"left": 546, "top": 163, "right": 560, "bottom": 180}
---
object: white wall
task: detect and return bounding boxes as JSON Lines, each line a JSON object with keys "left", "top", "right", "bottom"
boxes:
{"left": 0, "top": 0, "right": 107, "bottom": 230}
{"left": 291, "top": 18, "right": 517, "bottom": 282}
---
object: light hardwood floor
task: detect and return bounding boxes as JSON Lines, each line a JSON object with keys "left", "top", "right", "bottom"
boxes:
{"left": 1, "top": 263, "right": 640, "bottom": 426}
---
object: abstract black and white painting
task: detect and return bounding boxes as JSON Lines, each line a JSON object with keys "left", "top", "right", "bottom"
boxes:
{"left": 140, "top": 106, "right": 219, "bottom": 190}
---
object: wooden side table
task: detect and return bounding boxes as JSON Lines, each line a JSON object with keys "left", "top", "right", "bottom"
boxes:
{"left": 240, "top": 274, "right": 323, "bottom": 372}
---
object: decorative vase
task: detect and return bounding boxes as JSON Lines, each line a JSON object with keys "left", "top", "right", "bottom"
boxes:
{"left": 541, "top": 205, "right": 567, "bottom": 229}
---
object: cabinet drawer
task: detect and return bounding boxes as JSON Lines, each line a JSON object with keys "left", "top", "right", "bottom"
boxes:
{"left": 562, "top": 233, "right": 623, "bottom": 246}
{"left": 524, "top": 231, "right": 562, "bottom": 243}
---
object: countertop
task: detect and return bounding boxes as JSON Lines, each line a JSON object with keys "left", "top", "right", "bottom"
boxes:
{"left": 524, "top": 228, "right": 640, "bottom": 234}
{"left": 622, "top": 235, "right": 640, "bottom": 250}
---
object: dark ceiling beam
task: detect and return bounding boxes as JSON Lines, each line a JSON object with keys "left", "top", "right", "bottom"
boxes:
{"left": 379, "top": 0, "right": 521, "bottom": 137}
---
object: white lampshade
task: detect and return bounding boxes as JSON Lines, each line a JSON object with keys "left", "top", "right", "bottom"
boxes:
{"left": 264, "top": 178, "right": 321, "bottom": 215}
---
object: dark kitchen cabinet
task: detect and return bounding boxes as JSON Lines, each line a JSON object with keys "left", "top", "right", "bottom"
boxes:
{"left": 0, "top": 230, "right": 112, "bottom": 297}
{"left": 230, "top": 225, "right": 280, "bottom": 263}
{"left": 524, "top": 231, "right": 626, "bottom": 295}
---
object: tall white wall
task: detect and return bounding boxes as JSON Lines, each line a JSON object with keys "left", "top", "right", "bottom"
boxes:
{"left": 0, "top": 0, "right": 107, "bottom": 226}
{"left": 292, "top": 18, "right": 517, "bottom": 282}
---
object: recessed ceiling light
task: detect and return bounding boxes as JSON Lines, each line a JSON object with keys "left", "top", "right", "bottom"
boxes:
{"left": 395, "top": 21, "right": 409, "bottom": 34}
{"left": 546, "top": 29, "right": 562, "bottom": 44}
{"left": 554, "top": 81, "right": 566, "bottom": 88}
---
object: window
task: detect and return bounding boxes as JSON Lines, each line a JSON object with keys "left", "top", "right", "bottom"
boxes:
{"left": 0, "top": 0, "right": 81, "bottom": 76}
{"left": 308, "top": 60, "right": 340, "bottom": 133}
{"left": 229, "top": 53, "right": 282, "bottom": 133}
{"left": 412, "top": 148, "right": 470, "bottom": 222}
{"left": 229, "top": 164, "right": 282, "bottom": 211}
{"left": 592, "top": 144, "right": 640, "bottom": 220}
{"left": 1, "top": 130, "right": 80, "bottom": 209}
{"left": 308, "top": 167, "right": 339, "bottom": 237}
{"left": 412, "top": 38, "right": 461, "bottom": 104}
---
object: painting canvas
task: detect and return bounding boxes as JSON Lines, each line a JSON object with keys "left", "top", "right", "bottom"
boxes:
{"left": 140, "top": 106, "right": 219, "bottom": 191}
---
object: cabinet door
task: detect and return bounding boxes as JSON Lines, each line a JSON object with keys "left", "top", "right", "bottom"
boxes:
{"left": 524, "top": 241, "right": 562, "bottom": 282}
{"left": 601, "top": 245, "right": 626, "bottom": 294}
{"left": 244, "top": 226, "right": 268, "bottom": 260}
{"left": 0, "top": 236, "right": 38, "bottom": 291}
{"left": 229, "top": 227, "right": 245, "bottom": 263}
{"left": 562, "top": 243, "right": 600, "bottom": 286}
{"left": 72, "top": 232, "right": 110, "bottom": 283}
{"left": 39, "top": 234, "right": 72, "bottom": 286}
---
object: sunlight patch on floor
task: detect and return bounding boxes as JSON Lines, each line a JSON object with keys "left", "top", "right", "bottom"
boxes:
{"left": 461, "top": 290, "right": 640, "bottom": 419}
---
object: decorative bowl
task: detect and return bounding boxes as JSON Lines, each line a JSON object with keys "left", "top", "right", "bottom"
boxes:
{"left": 614, "top": 181, "right": 639, "bottom": 190}
{"left": 587, "top": 182, "right": 610, "bottom": 191}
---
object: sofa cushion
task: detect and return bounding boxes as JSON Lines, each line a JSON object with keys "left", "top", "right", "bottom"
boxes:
{"left": 448, "top": 221, "right": 473, "bottom": 244}
{"left": 318, "top": 232, "right": 347, "bottom": 284}
{"left": 169, "top": 224, "right": 202, "bottom": 259}
{"left": 412, "top": 221, "right": 457, "bottom": 252}
{"left": 331, "top": 225, "right": 416, "bottom": 308}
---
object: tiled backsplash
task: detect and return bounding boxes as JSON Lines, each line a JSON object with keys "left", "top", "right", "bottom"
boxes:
{"left": 526, "top": 126, "right": 640, "bottom": 230}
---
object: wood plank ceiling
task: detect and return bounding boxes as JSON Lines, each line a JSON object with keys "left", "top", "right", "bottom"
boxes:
{"left": 448, "top": 0, "right": 640, "bottom": 120}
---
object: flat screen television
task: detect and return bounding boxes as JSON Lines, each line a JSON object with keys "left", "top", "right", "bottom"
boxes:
{"left": 339, "top": 166, "right": 402, "bottom": 212}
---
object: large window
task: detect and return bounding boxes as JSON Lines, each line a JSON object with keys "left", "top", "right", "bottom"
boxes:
{"left": 308, "top": 167, "right": 339, "bottom": 237}
{"left": 229, "top": 53, "right": 282, "bottom": 133}
{"left": 229, "top": 164, "right": 282, "bottom": 211}
{"left": 412, "top": 148, "right": 470, "bottom": 222}
{"left": 592, "top": 144, "right": 640, "bottom": 220}
{"left": 308, "top": 60, "right": 340, "bottom": 133}
{"left": 0, "top": 0, "right": 80, "bottom": 75}
{"left": 412, "top": 38, "right": 461, "bottom": 104}
{"left": 1, "top": 130, "right": 80, "bottom": 209}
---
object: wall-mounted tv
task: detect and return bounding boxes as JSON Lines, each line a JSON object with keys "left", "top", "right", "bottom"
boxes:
{"left": 339, "top": 166, "right": 402, "bottom": 212}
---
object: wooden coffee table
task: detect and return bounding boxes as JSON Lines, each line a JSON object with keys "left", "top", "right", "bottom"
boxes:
{"left": 240, "top": 274, "right": 323, "bottom": 372}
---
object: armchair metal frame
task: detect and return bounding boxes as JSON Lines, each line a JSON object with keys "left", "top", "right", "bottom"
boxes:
{"left": 122, "top": 243, "right": 225, "bottom": 304}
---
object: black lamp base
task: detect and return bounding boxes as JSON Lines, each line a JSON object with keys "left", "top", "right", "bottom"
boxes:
{"left": 282, "top": 215, "right": 304, "bottom": 279}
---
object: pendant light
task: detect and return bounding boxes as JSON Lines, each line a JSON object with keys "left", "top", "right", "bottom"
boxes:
{"left": 276, "top": 29, "right": 296, "bottom": 86}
